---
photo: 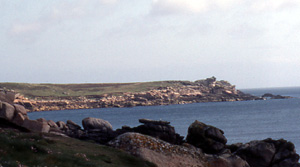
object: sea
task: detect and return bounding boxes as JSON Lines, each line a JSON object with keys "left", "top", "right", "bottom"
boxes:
{"left": 28, "top": 87, "right": 300, "bottom": 152}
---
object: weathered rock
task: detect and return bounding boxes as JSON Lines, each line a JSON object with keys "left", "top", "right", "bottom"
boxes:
{"left": 186, "top": 120, "right": 227, "bottom": 154}
{"left": 47, "top": 120, "right": 59, "bottom": 129}
{"left": 206, "top": 153, "right": 250, "bottom": 167}
{"left": 12, "top": 112, "right": 26, "bottom": 126}
{"left": 0, "top": 91, "right": 16, "bottom": 104}
{"left": 22, "top": 119, "right": 50, "bottom": 133}
{"left": 109, "top": 132, "right": 249, "bottom": 167}
{"left": 109, "top": 132, "right": 207, "bottom": 167}
{"left": 139, "top": 119, "right": 170, "bottom": 125}
{"left": 13, "top": 104, "right": 27, "bottom": 115}
{"left": 235, "top": 140, "right": 276, "bottom": 167}
{"left": 66, "top": 120, "right": 81, "bottom": 131}
{"left": 56, "top": 121, "right": 68, "bottom": 130}
{"left": 267, "top": 138, "right": 300, "bottom": 167}
{"left": 0, "top": 102, "right": 15, "bottom": 121}
{"left": 262, "top": 93, "right": 292, "bottom": 99}
{"left": 231, "top": 138, "right": 300, "bottom": 167}
{"left": 36, "top": 117, "right": 47, "bottom": 123}
{"left": 116, "top": 119, "right": 184, "bottom": 145}
{"left": 82, "top": 117, "right": 113, "bottom": 132}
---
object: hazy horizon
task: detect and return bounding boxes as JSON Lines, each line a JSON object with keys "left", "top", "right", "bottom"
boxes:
{"left": 1, "top": 0, "right": 300, "bottom": 89}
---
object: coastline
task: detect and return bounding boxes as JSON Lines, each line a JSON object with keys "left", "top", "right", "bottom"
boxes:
{"left": 1, "top": 78, "right": 299, "bottom": 166}
{"left": 10, "top": 77, "right": 261, "bottom": 112}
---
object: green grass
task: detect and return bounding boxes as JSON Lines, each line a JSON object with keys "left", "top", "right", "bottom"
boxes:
{"left": 0, "top": 128, "right": 156, "bottom": 167}
{"left": 0, "top": 80, "right": 193, "bottom": 98}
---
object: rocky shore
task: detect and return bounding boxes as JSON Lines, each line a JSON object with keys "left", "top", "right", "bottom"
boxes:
{"left": 7, "top": 77, "right": 263, "bottom": 112}
{"left": 1, "top": 96, "right": 299, "bottom": 167}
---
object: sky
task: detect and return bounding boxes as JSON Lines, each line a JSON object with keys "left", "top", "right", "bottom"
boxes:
{"left": 1, "top": 0, "right": 300, "bottom": 88}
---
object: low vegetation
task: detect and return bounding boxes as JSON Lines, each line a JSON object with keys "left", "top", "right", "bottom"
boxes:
{"left": 0, "top": 128, "right": 156, "bottom": 167}
{"left": 0, "top": 81, "right": 192, "bottom": 98}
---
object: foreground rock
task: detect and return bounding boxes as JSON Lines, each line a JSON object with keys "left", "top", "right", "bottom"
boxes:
{"left": 186, "top": 120, "right": 227, "bottom": 154}
{"left": 0, "top": 101, "right": 31, "bottom": 131}
{"left": 81, "top": 117, "right": 116, "bottom": 144}
{"left": 22, "top": 119, "right": 50, "bottom": 133}
{"left": 0, "top": 99, "right": 299, "bottom": 167}
{"left": 116, "top": 119, "right": 184, "bottom": 145}
{"left": 82, "top": 117, "right": 113, "bottom": 131}
{"left": 229, "top": 138, "right": 300, "bottom": 167}
{"left": 109, "top": 132, "right": 250, "bottom": 167}
{"left": 0, "top": 90, "right": 16, "bottom": 104}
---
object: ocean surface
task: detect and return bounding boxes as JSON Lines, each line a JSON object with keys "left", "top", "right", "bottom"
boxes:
{"left": 28, "top": 87, "right": 300, "bottom": 152}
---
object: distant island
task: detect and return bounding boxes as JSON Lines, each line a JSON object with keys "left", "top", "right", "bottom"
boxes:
{"left": 0, "top": 77, "right": 290, "bottom": 112}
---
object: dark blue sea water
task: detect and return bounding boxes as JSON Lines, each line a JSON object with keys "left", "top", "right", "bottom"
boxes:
{"left": 28, "top": 87, "right": 300, "bottom": 152}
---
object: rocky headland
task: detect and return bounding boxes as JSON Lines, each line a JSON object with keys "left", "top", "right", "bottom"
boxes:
{"left": 2, "top": 77, "right": 263, "bottom": 112}
{"left": 0, "top": 95, "right": 299, "bottom": 167}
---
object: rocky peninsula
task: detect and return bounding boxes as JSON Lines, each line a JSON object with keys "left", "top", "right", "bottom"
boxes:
{"left": 1, "top": 77, "right": 263, "bottom": 112}
{"left": 0, "top": 96, "right": 299, "bottom": 167}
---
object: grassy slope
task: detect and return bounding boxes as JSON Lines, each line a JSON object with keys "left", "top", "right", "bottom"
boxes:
{"left": 0, "top": 128, "right": 156, "bottom": 167}
{"left": 0, "top": 81, "right": 192, "bottom": 98}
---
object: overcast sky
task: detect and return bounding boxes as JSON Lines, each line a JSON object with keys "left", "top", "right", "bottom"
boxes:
{"left": 1, "top": 0, "right": 300, "bottom": 88}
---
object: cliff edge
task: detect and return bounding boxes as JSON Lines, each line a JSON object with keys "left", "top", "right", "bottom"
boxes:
{"left": 2, "top": 77, "right": 260, "bottom": 112}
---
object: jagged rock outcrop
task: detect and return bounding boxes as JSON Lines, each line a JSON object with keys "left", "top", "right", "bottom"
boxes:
{"left": 0, "top": 100, "right": 32, "bottom": 131}
{"left": 229, "top": 138, "right": 300, "bottom": 167}
{"left": 262, "top": 93, "right": 292, "bottom": 99}
{"left": 108, "top": 132, "right": 207, "bottom": 167}
{"left": 115, "top": 119, "right": 184, "bottom": 145}
{"left": 81, "top": 117, "right": 116, "bottom": 144}
{"left": 108, "top": 132, "right": 250, "bottom": 167}
{"left": 0, "top": 102, "right": 15, "bottom": 121}
{"left": 0, "top": 90, "right": 16, "bottom": 104}
{"left": 22, "top": 119, "right": 50, "bottom": 133}
{"left": 186, "top": 120, "right": 227, "bottom": 154}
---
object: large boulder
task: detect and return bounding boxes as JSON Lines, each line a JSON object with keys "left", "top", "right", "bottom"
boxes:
{"left": 12, "top": 112, "right": 26, "bottom": 126}
{"left": 47, "top": 120, "right": 59, "bottom": 129}
{"left": 81, "top": 117, "right": 115, "bottom": 144}
{"left": 109, "top": 132, "right": 249, "bottom": 167}
{"left": 56, "top": 121, "right": 68, "bottom": 130}
{"left": 0, "top": 91, "right": 16, "bottom": 104}
{"left": 186, "top": 120, "right": 227, "bottom": 154}
{"left": 109, "top": 132, "right": 207, "bottom": 167}
{"left": 234, "top": 140, "right": 276, "bottom": 167}
{"left": 22, "top": 119, "right": 50, "bottom": 133}
{"left": 13, "top": 104, "right": 29, "bottom": 119}
{"left": 115, "top": 119, "right": 184, "bottom": 145}
{"left": 82, "top": 117, "right": 112, "bottom": 132}
{"left": 230, "top": 138, "right": 300, "bottom": 167}
{"left": 13, "top": 104, "right": 27, "bottom": 115}
{"left": 0, "top": 102, "right": 15, "bottom": 121}
{"left": 206, "top": 153, "right": 250, "bottom": 167}
{"left": 66, "top": 120, "right": 81, "bottom": 131}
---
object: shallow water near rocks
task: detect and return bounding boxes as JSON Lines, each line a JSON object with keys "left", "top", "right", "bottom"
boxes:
{"left": 29, "top": 87, "right": 300, "bottom": 153}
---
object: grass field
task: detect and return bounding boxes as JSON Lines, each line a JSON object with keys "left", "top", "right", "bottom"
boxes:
{"left": 0, "top": 81, "right": 192, "bottom": 98}
{"left": 0, "top": 128, "right": 156, "bottom": 167}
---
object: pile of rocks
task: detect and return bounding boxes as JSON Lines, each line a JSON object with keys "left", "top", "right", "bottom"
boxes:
{"left": 186, "top": 120, "right": 227, "bottom": 154}
{"left": 109, "top": 132, "right": 248, "bottom": 167}
{"left": 0, "top": 95, "right": 50, "bottom": 133}
{"left": 115, "top": 119, "right": 184, "bottom": 145}
{"left": 228, "top": 139, "right": 300, "bottom": 167}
